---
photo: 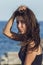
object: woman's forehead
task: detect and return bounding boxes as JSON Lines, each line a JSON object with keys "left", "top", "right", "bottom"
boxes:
{"left": 16, "top": 16, "right": 24, "bottom": 21}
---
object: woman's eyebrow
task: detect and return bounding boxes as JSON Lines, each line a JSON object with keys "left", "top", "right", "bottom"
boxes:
{"left": 17, "top": 19, "right": 24, "bottom": 22}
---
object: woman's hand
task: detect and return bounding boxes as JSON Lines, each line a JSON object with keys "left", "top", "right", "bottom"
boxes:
{"left": 18, "top": 6, "right": 27, "bottom": 11}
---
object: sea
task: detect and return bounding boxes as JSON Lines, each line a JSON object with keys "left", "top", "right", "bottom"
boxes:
{"left": 0, "top": 21, "right": 43, "bottom": 56}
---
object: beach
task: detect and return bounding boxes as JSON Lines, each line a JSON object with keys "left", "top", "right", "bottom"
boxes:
{"left": 0, "top": 39, "right": 43, "bottom": 65}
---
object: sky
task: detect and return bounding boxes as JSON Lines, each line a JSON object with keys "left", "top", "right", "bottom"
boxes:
{"left": 0, "top": 0, "right": 43, "bottom": 21}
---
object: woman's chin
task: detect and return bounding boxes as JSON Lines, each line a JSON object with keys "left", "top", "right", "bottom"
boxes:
{"left": 20, "top": 32, "right": 25, "bottom": 35}
{"left": 18, "top": 31, "right": 25, "bottom": 34}
{"left": 19, "top": 32, "right": 24, "bottom": 34}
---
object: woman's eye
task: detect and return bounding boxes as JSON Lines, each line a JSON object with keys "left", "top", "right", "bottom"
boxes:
{"left": 21, "top": 21, "right": 25, "bottom": 24}
{"left": 17, "top": 21, "right": 19, "bottom": 24}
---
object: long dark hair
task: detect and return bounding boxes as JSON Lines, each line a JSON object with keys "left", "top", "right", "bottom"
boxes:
{"left": 14, "top": 6, "right": 40, "bottom": 52}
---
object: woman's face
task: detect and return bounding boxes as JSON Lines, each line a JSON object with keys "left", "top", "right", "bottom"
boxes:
{"left": 16, "top": 16, "right": 27, "bottom": 34}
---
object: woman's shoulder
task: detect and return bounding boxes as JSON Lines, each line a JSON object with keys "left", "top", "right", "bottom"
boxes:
{"left": 26, "top": 41, "right": 42, "bottom": 55}
{"left": 36, "top": 45, "right": 42, "bottom": 55}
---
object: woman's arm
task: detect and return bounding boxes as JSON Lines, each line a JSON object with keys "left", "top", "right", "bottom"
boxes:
{"left": 3, "top": 12, "right": 25, "bottom": 41}
{"left": 3, "top": 16, "right": 14, "bottom": 37}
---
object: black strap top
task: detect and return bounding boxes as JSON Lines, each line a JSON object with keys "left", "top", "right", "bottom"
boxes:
{"left": 32, "top": 54, "right": 42, "bottom": 65}
{"left": 18, "top": 45, "right": 42, "bottom": 65}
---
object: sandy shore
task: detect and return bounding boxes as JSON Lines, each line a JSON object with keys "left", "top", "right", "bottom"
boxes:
{"left": 0, "top": 39, "right": 43, "bottom": 65}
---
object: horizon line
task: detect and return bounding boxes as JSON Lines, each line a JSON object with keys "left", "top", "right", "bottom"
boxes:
{"left": 0, "top": 20, "right": 43, "bottom": 22}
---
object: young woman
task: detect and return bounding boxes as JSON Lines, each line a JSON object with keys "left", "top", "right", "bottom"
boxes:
{"left": 3, "top": 5, "right": 42, "bottom": 65}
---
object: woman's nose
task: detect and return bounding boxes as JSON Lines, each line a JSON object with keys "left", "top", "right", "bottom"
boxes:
{"left": 18, "top": 22, "right": 22, "bottom": 28}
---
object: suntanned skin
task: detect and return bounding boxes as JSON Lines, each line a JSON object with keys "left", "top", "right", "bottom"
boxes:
{"left": 3, "top": 6, "right": 42, "bottom": 65}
